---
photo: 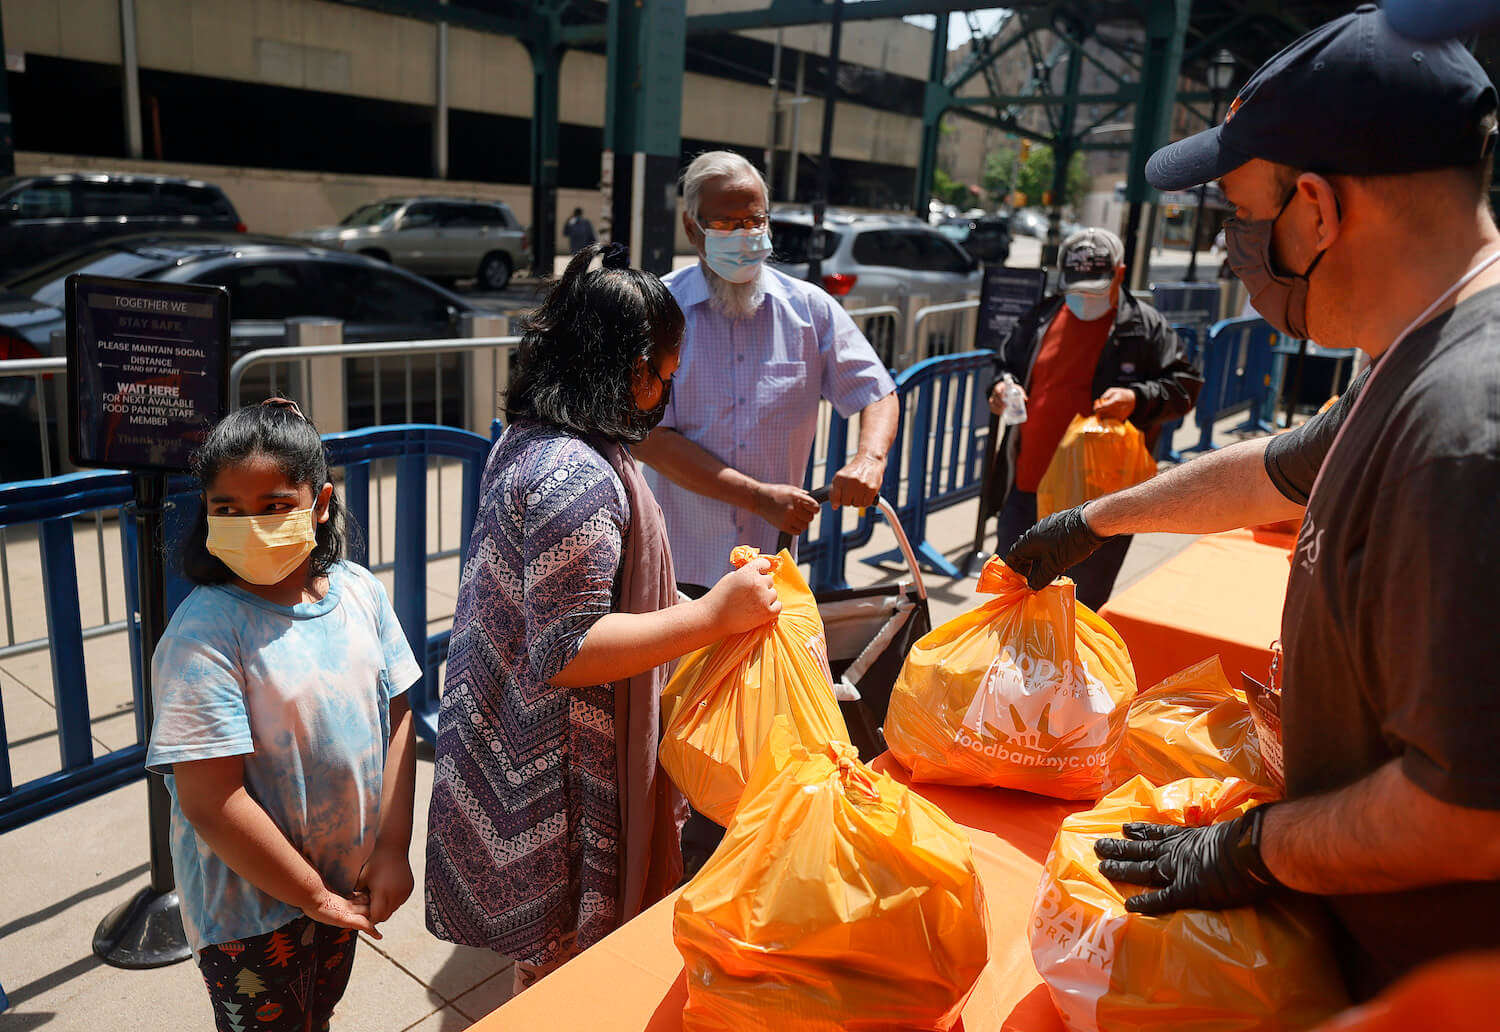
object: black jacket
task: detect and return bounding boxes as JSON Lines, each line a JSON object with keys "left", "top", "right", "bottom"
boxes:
{"left": 987, "top": 291, "right": 1203, "bottom": 510}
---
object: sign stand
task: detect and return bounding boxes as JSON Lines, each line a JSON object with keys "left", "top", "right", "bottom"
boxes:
{"left": 65, "top": 274, "right": 230, "bottom": 969}
{"left": 92, "top": 471, "right": 190, "bottom": 967}
{"left": 963, "top": 266, "right": 1048, "bottom": 575}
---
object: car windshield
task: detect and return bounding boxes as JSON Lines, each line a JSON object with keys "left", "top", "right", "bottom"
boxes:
{"left": 770, "top": 221, "right": 839, "bottom": 263}
{"left": 339, "top": 202, "right": 403, "bottom": 227}
{"left": 936, "top": 224, "right": 969, "bottom": 243}
{"left": 6, "top": 246, "right": 177, "bottom": 308}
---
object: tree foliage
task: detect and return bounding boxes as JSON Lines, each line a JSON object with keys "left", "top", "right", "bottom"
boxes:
{"left": 983, "top": 144, "right": 1092, "bottom": 209}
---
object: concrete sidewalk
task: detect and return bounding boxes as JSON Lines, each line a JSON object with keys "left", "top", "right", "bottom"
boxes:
{"left": 0, "top": 412, "right": 1261, "bottom": 1031}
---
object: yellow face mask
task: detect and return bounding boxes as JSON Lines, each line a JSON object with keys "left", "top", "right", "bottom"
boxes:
{"left": 206, "top": 507, "right": 318, "bottom": 585}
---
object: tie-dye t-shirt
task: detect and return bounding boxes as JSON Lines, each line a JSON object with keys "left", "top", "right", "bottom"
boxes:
{"left": 145, "top": 561, "right": 420, "bottom": 952}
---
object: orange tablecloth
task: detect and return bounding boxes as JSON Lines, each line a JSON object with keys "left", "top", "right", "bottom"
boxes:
{"left": 1099, "top": 529, "right": 1291, "bottom": 692}
{"left": 472, "top": 755, "right": 1083, "bottom": 1032}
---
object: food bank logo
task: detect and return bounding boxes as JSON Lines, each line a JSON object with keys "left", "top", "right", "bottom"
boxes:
{"left": 958, "top": 647, "right": 1112, "bottom": 761}
{"left": 1032, "top": 878, "right": 1117, "bottom": 970}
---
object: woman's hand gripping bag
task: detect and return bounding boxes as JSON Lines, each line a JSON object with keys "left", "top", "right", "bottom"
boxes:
{"left": 1105, "top": 656, "right": 1274, "bottom": 794}
{"left": 885, "top": 558, "right": 1136, "bottom": 799}
{"left": 1030, "top": 776, "right": 1348, "bottom": 1032}
{"left": 1036, "top": 415, "right": 1158, "bottom": 520}
{"left": 659, "top": 547, "right": 849, "bottom": 827}
{"left": 673, "top": 718, "right": 990, "bottom": 1032}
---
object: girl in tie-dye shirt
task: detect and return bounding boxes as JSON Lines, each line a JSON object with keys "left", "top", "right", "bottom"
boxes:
{"left": 146, "top": 400, "right": 420, "bottom": 1031}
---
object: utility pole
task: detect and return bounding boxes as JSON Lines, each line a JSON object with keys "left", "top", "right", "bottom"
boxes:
{"left": 807, "top": 0, "right": 844, "bottom": 286}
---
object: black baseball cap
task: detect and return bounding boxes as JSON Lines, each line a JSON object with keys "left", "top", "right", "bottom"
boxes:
{"left": 1385, "top": 0, "right": 1500, "bottom": 41}
{"left": 1147, "top": 4, "right": 1498, "bottom": 191}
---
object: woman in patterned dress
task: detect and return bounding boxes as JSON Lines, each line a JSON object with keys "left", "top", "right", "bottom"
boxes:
{"left": 424, "top": 242, "right": 780, "bottom": 990}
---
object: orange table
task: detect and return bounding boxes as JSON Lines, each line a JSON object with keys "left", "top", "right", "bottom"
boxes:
{"left": 472, "top": 756, "right": 1083, "bottom": 1031}
{"left": 1099, "top": 529, "right": 1291, "bottom": 692}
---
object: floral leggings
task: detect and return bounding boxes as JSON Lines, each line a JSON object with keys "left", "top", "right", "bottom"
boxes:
{"left": 196, "top": 915, "right": 359, "bottom": 1032}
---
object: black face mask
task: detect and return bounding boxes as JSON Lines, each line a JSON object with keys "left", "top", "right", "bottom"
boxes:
{"left": 624, "top": 374, "right": 671, "bottom": 440}
{"left": 1223, "top": 187, "right": 1330, "bottom": 339}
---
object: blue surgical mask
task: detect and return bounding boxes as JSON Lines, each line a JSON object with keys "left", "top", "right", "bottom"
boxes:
{"left": 1066, "top": 290, "right": 1114, "bottom": 322}
{"left": 702, "top": 227, "right": 773, "bottom": 284}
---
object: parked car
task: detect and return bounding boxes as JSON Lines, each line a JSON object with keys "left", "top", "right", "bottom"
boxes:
{"left": 0, "top": 173, "right": 244, "bottom": 282}
{"left": 935, "top": 215, "right": 1011, "bottom": 264}
{"left": 769, "top": 208, "right": 982, "bottom": 366}
{"left": 1008, "top": 208, "right": 1050, "bottom": 239}
{"left": 0, "top": 233, "right": 488, "bottom": 479}
{"left": 294, "top": 197, "right": 531, "bottom": 291}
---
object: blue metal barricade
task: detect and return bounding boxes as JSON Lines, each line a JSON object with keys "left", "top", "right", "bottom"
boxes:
{"left": 1151, "top": 281, "right": 1222, "bottom": 343}
{"left": 325, "top": 424, "right": 491, "bottom": 743}
{"left": 0, "top": 470, "right": 143, "bottom": 834}
{"left": 858, "top": 351, "right": 996, "bottom": 580}
{"left": 1183, "top": 316, "right": 1280, "bottom": 453}
{"left": 0, "top": 424, "right": 491, "bottom": 835}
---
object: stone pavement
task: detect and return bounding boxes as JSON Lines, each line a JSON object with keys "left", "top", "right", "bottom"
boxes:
{"left": 0, "top": 410, "right": 1257, "bottom": 1031}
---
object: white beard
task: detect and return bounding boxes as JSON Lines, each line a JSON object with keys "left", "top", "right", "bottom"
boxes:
{"left": 704, "top": 263, "right": 766, "bottom": 321}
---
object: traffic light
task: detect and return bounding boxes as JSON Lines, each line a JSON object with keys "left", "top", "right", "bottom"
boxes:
{"left": 1042, "top": 191, "right": 1053, "bottom": 206}
{"left": 1019, "top": 140, "right": 1032, "bottom": 162}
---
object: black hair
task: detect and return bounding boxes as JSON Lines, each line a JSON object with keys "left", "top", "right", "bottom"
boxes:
{"left": 180, "top": 400, "right": 348, "bottom": 585}
{"left": 505, "top": 242, "right": 685, "bottom": 443}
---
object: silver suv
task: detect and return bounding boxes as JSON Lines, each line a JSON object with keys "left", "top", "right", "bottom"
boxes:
{"left": 295, "top": 197, "right": 531, "bottom": 290}
{"left": 769, "top": 208, "right": 982, "bottom": 366}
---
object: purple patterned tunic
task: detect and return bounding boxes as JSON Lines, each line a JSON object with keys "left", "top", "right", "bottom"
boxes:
{"left": 424, "top": 421, "right": 628, "bottom": 966}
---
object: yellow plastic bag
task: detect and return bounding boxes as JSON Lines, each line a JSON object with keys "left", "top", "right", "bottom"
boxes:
{"left": 1030, "top": 776, "right": 1348, "bottom": 1032}
{"left": 885, "top": 558, "right": 1136, "bottom": 799}
{"left": 1036, "top": 415, "right": 1158, "bottom": 520}
{"left": 659, "top": 547, "right": 849, "bottom": 827}
{"left": 674, "top": 717, "right": 990, "bottom": 1032}
{"left": 1106, "top": 656, "right": 1273, "bottom": 793}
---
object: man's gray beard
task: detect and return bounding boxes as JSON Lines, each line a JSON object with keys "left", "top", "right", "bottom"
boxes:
{"left": 704, "top": 264, "right": 766, "bottom": 320}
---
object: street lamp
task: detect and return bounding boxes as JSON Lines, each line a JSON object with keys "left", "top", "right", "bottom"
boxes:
{"left": 1186, "top": 49, "right": 1237, "bottom": 281}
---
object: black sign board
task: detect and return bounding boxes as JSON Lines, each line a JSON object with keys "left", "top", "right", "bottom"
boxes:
{"left": 66, "top": 275, "right": 230, "bottom": 473}
{"left": 974, "top": 266, "right": 1047, "bottom": 352}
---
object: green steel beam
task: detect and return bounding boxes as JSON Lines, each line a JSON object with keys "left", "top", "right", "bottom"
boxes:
{"left": 1183, "top": 14, "right": 1256, "bottom": 63}
{"left": 604, "top": 0, "right": 686, "bottom": 274}
{"left": 1043, "top": 34, "right": 1085, "bottom": 264}
{"left": 1076, "top": 101, "right": 1133, "bottom": 138}
{"left": 1126, "top": 0, "right": 1190, "bottom": 206}
{"left": 946, "top": 14, "right": 1026, "bottom": 92}
{"left": 947, "top": 105, "right": 1055, "bottom": 147}
{"left": 324, "top": 0, "right": 534, "bottom": 42}
{"left": 913, "top": 12, "right": 949, "bottom": 213}
{"left": 950, "top": 90, "right": 1140, "bottom": 108}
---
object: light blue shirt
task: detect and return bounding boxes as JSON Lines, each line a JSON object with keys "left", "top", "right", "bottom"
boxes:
{"left": 649, "top": 264, "right": 896, "bottom": 586}
{"left": 145, "top": 561, "right": 420, "bottom": 951}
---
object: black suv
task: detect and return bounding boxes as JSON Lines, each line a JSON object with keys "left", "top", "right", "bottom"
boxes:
{"left": 0, "top": 173, "right": 244, "bottom": 281}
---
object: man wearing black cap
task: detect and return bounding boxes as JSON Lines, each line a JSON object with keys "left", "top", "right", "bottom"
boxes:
{"left": 1007, "top": 5, "right": 1500, "bottom": 998}
{"left": 984, "top": 227, "right": 1200, "bottom": 609}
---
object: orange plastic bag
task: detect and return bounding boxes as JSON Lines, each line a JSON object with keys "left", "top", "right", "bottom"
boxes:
{"left": 1311, "top": 950, "right": 1500, "bottom": 1032}
{"left": 1105, "top": 656, "right": 1273, "bottom": 793}
{"left": 659, "top": 547, "right": 849, "bottom": 827}
{"left": 1036, "top": 415, "right": 1158, "bottom": 520}
{"left": 674, "top": 717, "right": 990, "bottom": 1032}
{"left": 1031, "top": 776, "right": 1348, "bottom": 1031}
{"left": 885, "top": 558, "right": 1136, "bottom": 799}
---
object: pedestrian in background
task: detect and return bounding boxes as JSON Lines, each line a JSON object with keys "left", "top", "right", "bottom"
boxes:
{"left": 424, "top": 242, "right": 779, "bottom": 992}
{"left": 564, "top": 206, "right": 597, "bottom": 254}
{"left": 147, "top": 398, "right": 420, "bottom": 1031}
{"left": 986, "top": 227, "right": 1200, "bottom": 608}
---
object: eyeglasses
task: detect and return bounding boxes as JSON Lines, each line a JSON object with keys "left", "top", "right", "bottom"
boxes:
{"left": 697, "top": 214, "right": 769, "bottom": 233}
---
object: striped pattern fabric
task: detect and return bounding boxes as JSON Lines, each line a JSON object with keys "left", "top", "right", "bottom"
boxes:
{"left": 424, "top": 421, "right": 628, "bottom": 967}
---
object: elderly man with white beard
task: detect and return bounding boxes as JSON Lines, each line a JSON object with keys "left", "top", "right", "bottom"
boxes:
{"left": 635, "top": 151, "right": 899, "bottom": 595}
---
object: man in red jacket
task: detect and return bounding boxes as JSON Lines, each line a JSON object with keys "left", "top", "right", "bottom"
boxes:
{"left": 985, "top": 227, "right": 1201, "bottom": 608}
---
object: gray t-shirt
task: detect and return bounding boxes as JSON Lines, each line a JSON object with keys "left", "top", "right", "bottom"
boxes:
{"left": 1263, "top": 285, "right": 1500, "bottom": 998}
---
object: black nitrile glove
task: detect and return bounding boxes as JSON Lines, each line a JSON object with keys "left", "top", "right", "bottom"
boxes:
{"left": 1005, "top": 506, "right": 1110, "bottom": 592}
{"left": 1093, "top": 805, "right": 1280, "bottom": 915}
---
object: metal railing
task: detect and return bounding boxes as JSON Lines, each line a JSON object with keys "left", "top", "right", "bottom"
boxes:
{"left": 844, "top": 305, "right": 901, "bottom": 369}
{"left": 1182, "top": 315, "right": 1281, "bottom": 453}
{"left": 0, "top": 355, "right": 67, "bottom": 480}
{"left": 912, "top": 299, "right": 981, "bottom": 362}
